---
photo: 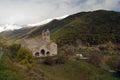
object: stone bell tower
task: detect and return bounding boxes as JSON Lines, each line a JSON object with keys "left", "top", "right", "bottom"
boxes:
{"left": 42, "top": 29, "right": 50, "bottom": 42}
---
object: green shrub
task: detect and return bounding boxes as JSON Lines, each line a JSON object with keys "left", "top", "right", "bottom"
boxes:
{"left": 115, "top": 46, "right": 120, "bottom": 51}
{"left": 99, "top": 45, "right": 108, "bottom": 51}
{"left": 9, "top": 44, "right": 21, "bottom": 59}
{"left": 88, "top": 51, "right": 103, "bottom": 67}
{"left": 17, "top": 48, "right": 34, "bottom": 69}
{"left": 9, "top": 44, "right": 21, "bottom": 53}
{"left": 43, "top": 56, "right": 67, "bottom": 65}
{"left": 43, "top": 57, "right": 54, "bottom": 65}
{"left": 77, "top": 48, "right": 92, "bottom": 57}
{"left": 0, "top": 53, "right": 22, "bottom": 80}
{"left": 105, "top": 56, "right": 120, "bottom": 73}
{"left": 101, "top": 50, "right": 111, "bottom": 55}
{"left": 55, "top": 56, "right": 66, "bottom": 64}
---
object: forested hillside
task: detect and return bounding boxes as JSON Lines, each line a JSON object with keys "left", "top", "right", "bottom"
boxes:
{"left": 1, "top": 10, "right": 120, "bottom": 46}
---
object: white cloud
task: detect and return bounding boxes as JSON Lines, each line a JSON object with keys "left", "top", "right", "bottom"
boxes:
{"left": 0, "top": 0, "right": 119, "bottom": 25}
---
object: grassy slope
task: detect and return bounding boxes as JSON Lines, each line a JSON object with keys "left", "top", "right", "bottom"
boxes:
{"left": 26, "top": 12, "right": 88, "bottom": 38}
{"left": 51, "top": 10, "right": 120, "bottom": 46}
{"left": 1, "top": 52, "right": 119, "bottom": 80}
{"left": 0, "top": 51, "right": 46, "bottom": 80}
{"left": 0, "top": 27, "right": 34, "bottom": 39}
{"left": 0, "top": 53, "right": 23, "bottom": 80}
{"left": 39, "top": 60, "right": 119, "bottom": 80}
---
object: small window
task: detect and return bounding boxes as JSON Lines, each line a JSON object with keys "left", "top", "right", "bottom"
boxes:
{"left": 41, "top": 49, "right": 45, "bottom": 55}
{"left": 46, "top": 51, "right": 50, "bottom": 56}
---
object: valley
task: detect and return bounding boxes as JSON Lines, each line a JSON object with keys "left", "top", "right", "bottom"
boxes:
{"left": 0, "top": 10, "right": 120, "bottom": 80}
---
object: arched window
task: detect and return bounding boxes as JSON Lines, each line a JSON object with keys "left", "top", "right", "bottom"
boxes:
{"left": 35, "top": 52, "right": 39, "bottom": 56}
{"left": 46, "top": 51, "right": 50, "bottom": 56}
{"left": 41, "top": 49, "right": 45, "bottom": 55}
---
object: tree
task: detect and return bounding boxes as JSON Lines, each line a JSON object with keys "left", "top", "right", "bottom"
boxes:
{"left": 9, "top": 44, "right": 21, "bottom": 59}
{"left": 9, "top": 44, "right": 21, "bottom": 52}
{"left": 88, "top": 51, "right": 103, "bottom": 67}
{"left": 17, "top": 48, "right": 34, "bottom": 69}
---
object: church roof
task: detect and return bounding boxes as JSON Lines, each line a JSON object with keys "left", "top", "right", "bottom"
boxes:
{"left": 21, "top": 39, "right": 51, "bottom": 49}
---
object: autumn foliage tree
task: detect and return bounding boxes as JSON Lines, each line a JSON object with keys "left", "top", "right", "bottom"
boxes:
{"left": 17, "top": 48, "right": 34, "bottom": 69}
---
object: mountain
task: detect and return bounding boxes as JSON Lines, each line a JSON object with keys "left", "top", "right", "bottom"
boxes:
{"left": 0, "top": 24, "right": 22, "bottom": 32}
{"left": 0, "top": 10, "right": 120, "bottom": 46}
{"left": 0, "top": 15, "right": 69, "bottom": 39}
{"left": 0, "top": 15, "right": 69, "bottom": 33}
{"left": 28, "top": 15, "right": 69, "bottom": 27}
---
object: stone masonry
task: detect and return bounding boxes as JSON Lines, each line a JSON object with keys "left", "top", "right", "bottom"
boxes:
{"left": 21, "top": 29, "right": 57, "bottom": 57}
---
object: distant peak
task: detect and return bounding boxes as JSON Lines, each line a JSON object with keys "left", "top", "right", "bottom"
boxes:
{"left": 0, "top": 24, "right": 22, "bottom": 32}
{"left": 28, "top": 15, "right": 69, "bottom": 27}
{"left": 0, "top": 15, "right": 69, "bottom": 32}
{"left": 55, "top": 15, "right": 69, "bottom": 20}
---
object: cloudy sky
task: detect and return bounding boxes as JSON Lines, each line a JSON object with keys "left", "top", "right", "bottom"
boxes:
{"left": 0, "top": 0, "right": 120, "bottom": 25}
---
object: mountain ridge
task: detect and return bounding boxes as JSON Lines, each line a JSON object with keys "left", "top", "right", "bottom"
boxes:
{"left": 0, "top": 10, "right": 120, "bottom": 46}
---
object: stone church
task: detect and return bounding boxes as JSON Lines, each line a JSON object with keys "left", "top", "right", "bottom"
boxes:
{"left": 21, "top": 29, "right": 57, "bottom": 57}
